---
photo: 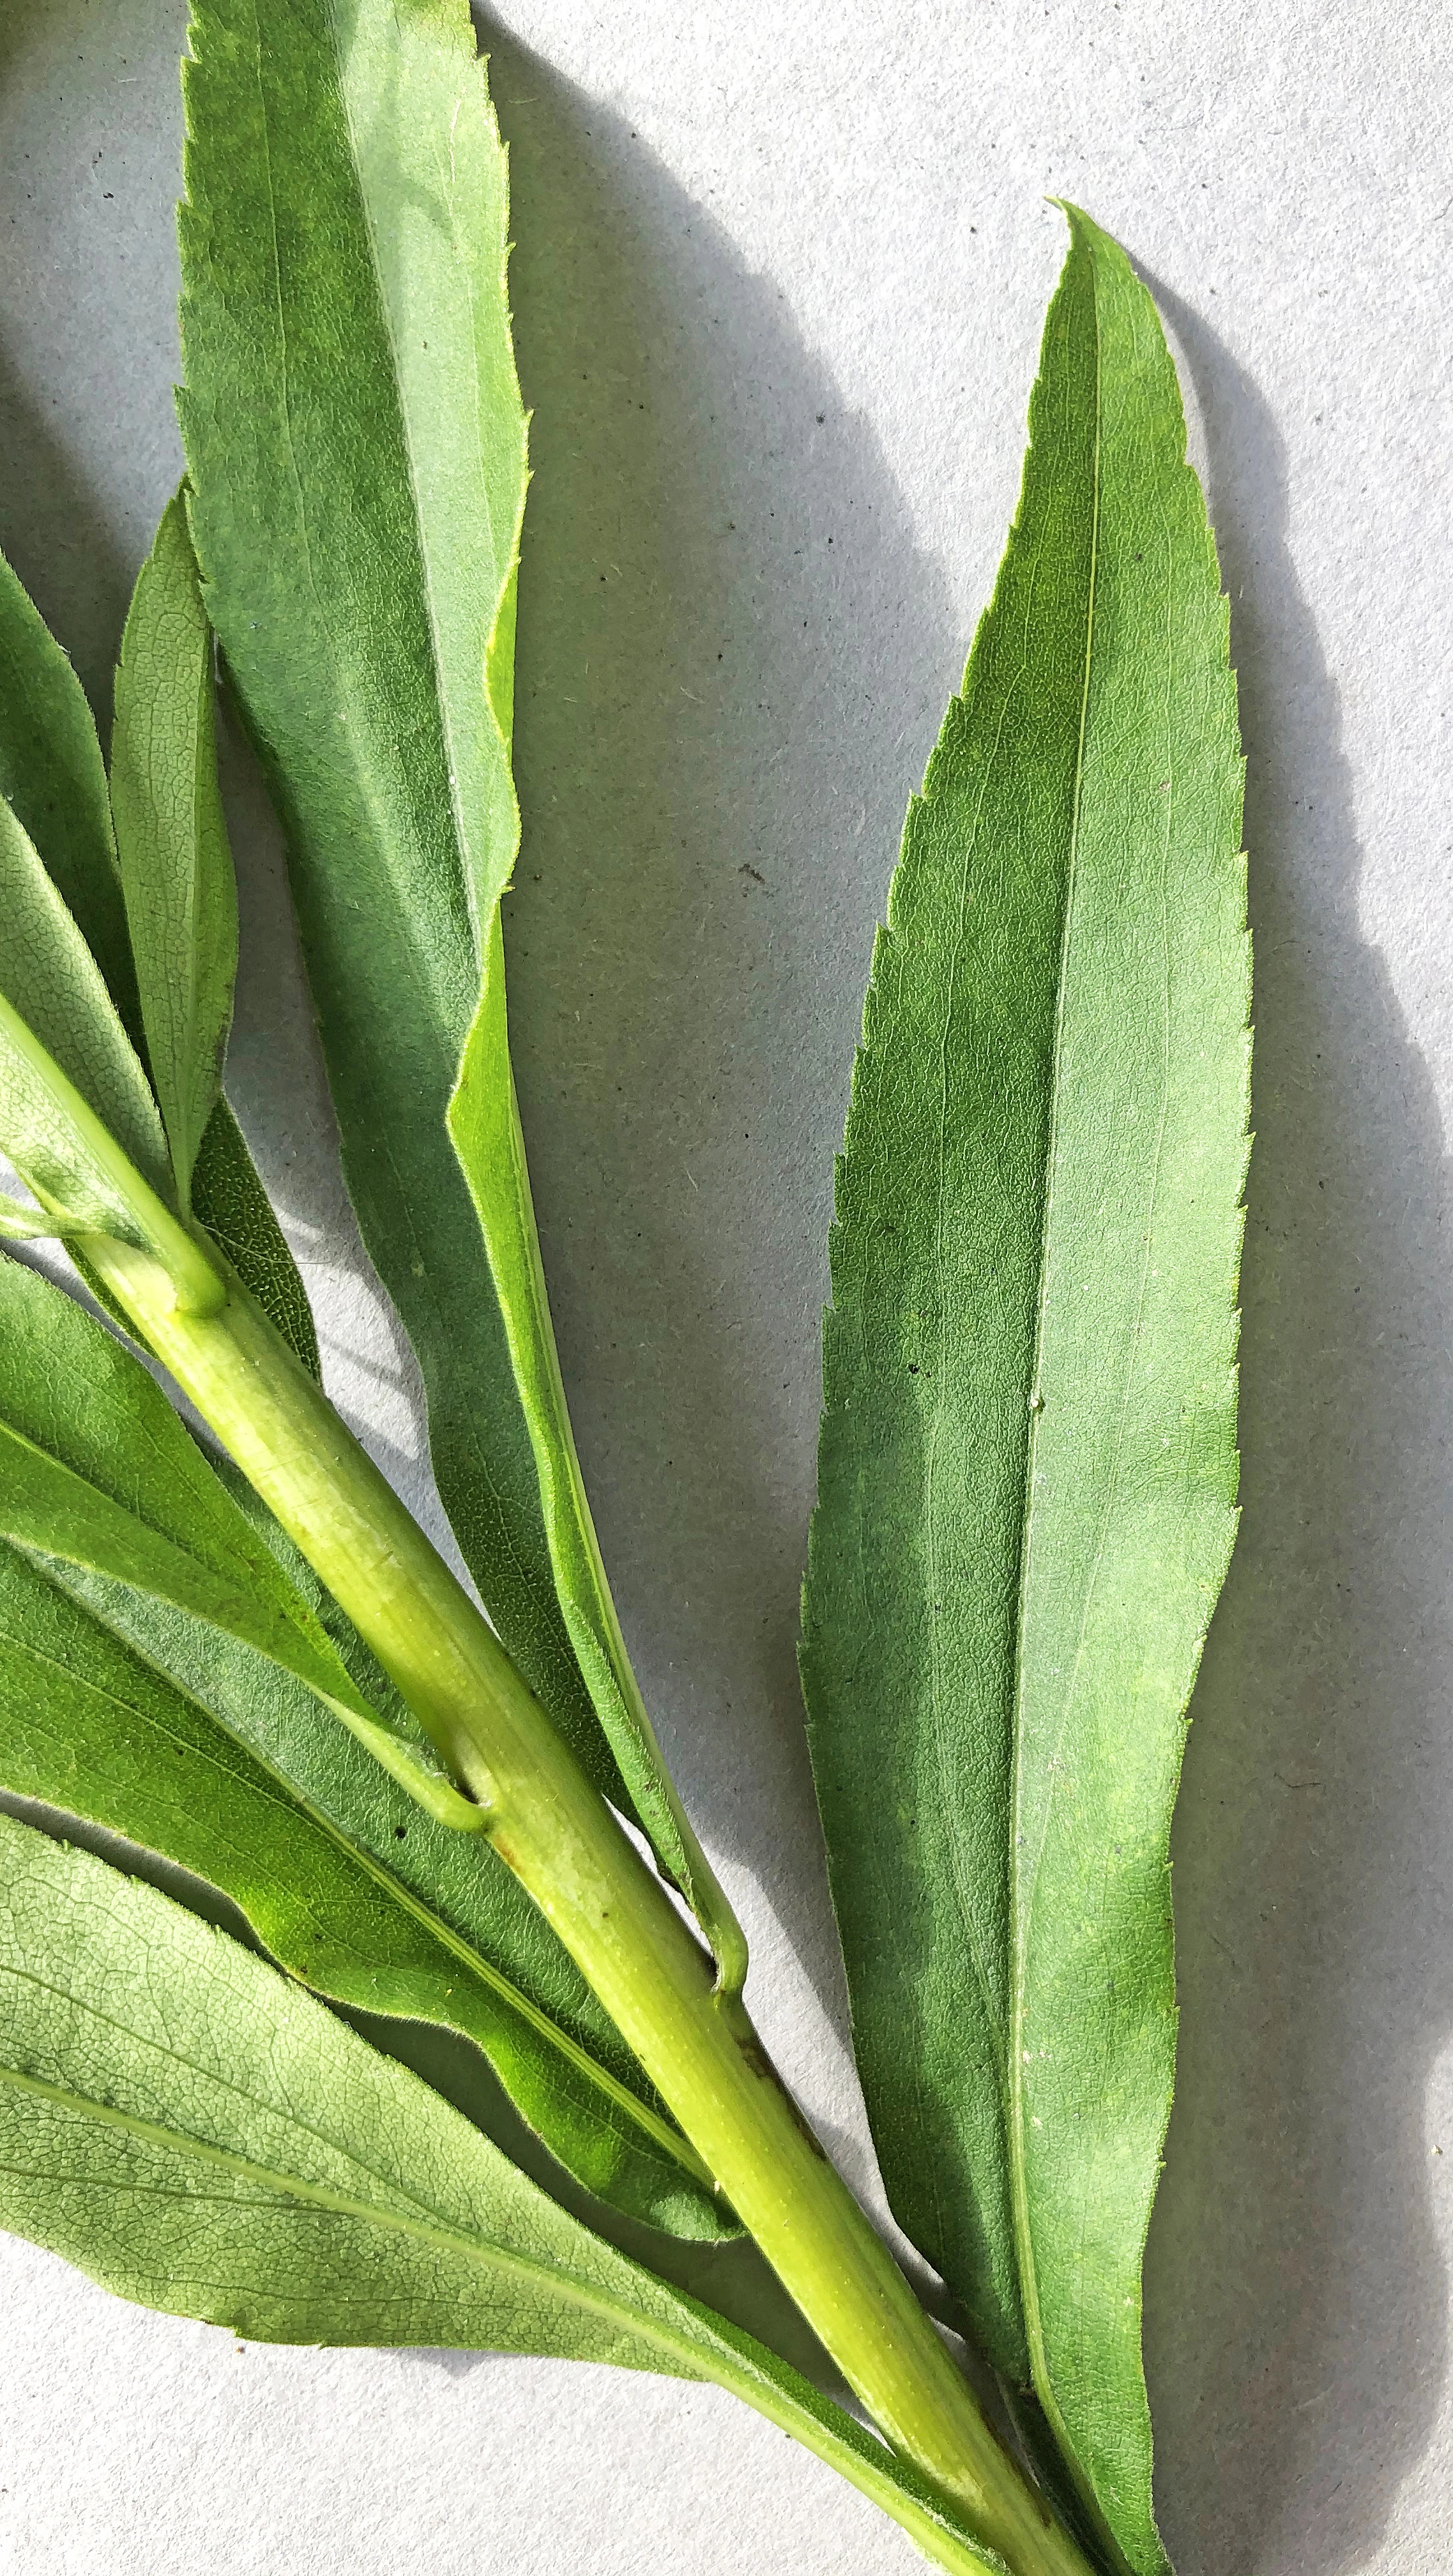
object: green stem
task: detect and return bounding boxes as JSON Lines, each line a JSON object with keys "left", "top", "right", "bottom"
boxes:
{"left": 85, "top": 1228, "right": 1090, "bottom": 2576}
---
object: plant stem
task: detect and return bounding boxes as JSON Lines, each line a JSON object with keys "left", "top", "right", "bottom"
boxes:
{"left": 86, "top": 1231, "right": 1092, "bottom": 2576}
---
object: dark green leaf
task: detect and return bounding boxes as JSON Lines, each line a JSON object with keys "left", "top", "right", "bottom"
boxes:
{"left": 110, "top": 489, "right": 238, "bottom": 1206}
{"left": 176, "top": 0, "right": 744, "bottom": 1977}
{"left": 451, "top": 928, "right": 749, "bottom": 1989}
{"left": 190, "top": 1093, "right": 321, "bottom": 1376}
{"left": 177, "top": 0, "right": 590, "bottom": 1763}
{"left": 801, "top": 210, "right": 1249, "bottom": 2576}
{"left": 0, "top": 1811, "right": 999, "bottom": 2575}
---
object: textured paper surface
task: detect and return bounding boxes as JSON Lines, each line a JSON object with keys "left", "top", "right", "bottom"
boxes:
{"left": 3, "top": 1, "right": 1453, "bottom": 2568}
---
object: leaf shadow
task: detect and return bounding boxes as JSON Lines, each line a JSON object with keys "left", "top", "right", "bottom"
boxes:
{"left": 1141, "top": 279, "right": 1453, "bottom": 2574}
{"left": 476, "top": 15, "right": 961, "bottom": 2193}
{"left": 11, "top": 8, "right": 1429, "bottom": 2550}
{"left": 0, "top": 339, "right": 130, "bottom": 742}
{"left": 0, "top": 0, "right": 967, "bottom": 2393}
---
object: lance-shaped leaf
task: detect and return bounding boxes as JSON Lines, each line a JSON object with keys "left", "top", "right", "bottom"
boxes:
{"left": 0, "top": 537, "right": 318, "bottom": 1370}
{"left": 0, "top": 1255, "right": 473, "bottom": 1825}
{"left": 176, "top": 0, "right": 744, "bottom": 1981}
{"left": 800, "top": 209, "right": 1249, "bottom": 2576}
{"left": 0, "top": 1813, "right": 998, "bottom": 2576}
{"left": 0, "top": 1538, "right": 729, "bottom": 2239}
{"left": 110, "top": 489, "right": 238, "bottom": 1208}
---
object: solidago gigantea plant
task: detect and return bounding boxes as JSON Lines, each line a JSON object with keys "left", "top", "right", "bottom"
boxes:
{"left": 0, "top": 6, "right": 1248, "bottom": 2572}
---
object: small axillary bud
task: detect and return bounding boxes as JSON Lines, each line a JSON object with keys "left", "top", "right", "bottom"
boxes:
{"left": 165, "top": 1230, "right": 230, "bottom": 1319}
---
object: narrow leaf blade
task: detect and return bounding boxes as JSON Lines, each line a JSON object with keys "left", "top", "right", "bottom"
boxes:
{"left": 109, "top": 489, "right": 239, "bottom": 1205}
{"left": 0, "top": 1542, "right": 726, "bottom": 2237}
{"left": 0, "top": 1813, "right": 1000, "bottom": 2575}
{"left": 0, "top": 1806, "right": 727, "bottom": 2352}
{"left": 190, "top": 1093, "right": 321, "bottom": 1376}
{"left": 802, "top": 210, "right": 1248, "bottom": 2576}
{"left": 178, "top": 0, "right": 617, "bottom": 1807}
{"left": 450, "top": 931, "right": 748, "bottom": 1989}
{"left": 176, "top": 0, "right": 742, "bottom": 1973}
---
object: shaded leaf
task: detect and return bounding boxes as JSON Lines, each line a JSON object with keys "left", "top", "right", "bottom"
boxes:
{"left": 801, "top": 210, "right": 1249, "bottom": 2576}
{"left": 190, "top": 1093, "right": 321, "bottom": 1376}
{"left": 0, "top": 1811, "right": 1000, "bottom": 2575}
{"left": 110, "top": 489, "right": 238, "bottom": 1206}
{"left": 451, "top": 925, "right": 749, "bottom": 1989}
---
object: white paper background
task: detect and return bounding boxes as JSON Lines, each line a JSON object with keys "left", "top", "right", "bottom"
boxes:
{"left": 3, "top": 2, "right": 1453, "bottom": 2568}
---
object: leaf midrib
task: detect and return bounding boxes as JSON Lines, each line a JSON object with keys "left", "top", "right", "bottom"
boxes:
{"left": 3, "top": 1561, "right": 710, "bottom": 2190}
{"left": 1004, "top": 253, "right": 1168, "bottom": 2576}
{"left": 0, "top": 2050, "right": 993, "bottom": 2571}
{"left": 0, "top": 2051, "right": 671, "bottom": 2333}
{"left": 1005, "top": 240, "right": 1103, "bottom": 2435}
{"left": 919, "top": 659, "right": 1042, "bottom": 2273}
{"left": 329, "top": 0, "right": 509, "bottom": 963}
{"left": 182, "top": 640, "right": 214, "bottom": 1150}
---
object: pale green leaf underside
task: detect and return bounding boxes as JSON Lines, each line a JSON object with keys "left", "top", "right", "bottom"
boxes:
{"left": 0, "top": 1537, "right": 728, "bottom": 2239}
{"left": 0, "top": 1259, "right": 727, "bottom": 2235}
{"left": 110, "top": 488, "right": 239, "bottom": 1208}
{"left": 0, "top": 1814, "right": 1000, "bottom": 2576}
{"left": 176, "top": 0, "right": 743, "bottom": 1977}
{"left": 802, "top": 210, "right": 1249, "bottom": 2576}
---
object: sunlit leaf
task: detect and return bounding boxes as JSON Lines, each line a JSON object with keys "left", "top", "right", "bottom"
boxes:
{"left": 802, "top": 209, "right": 1249, "bottom": 2576}
{"left": 0, "top": 1811, "right": 1000, "bottom": 2576}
